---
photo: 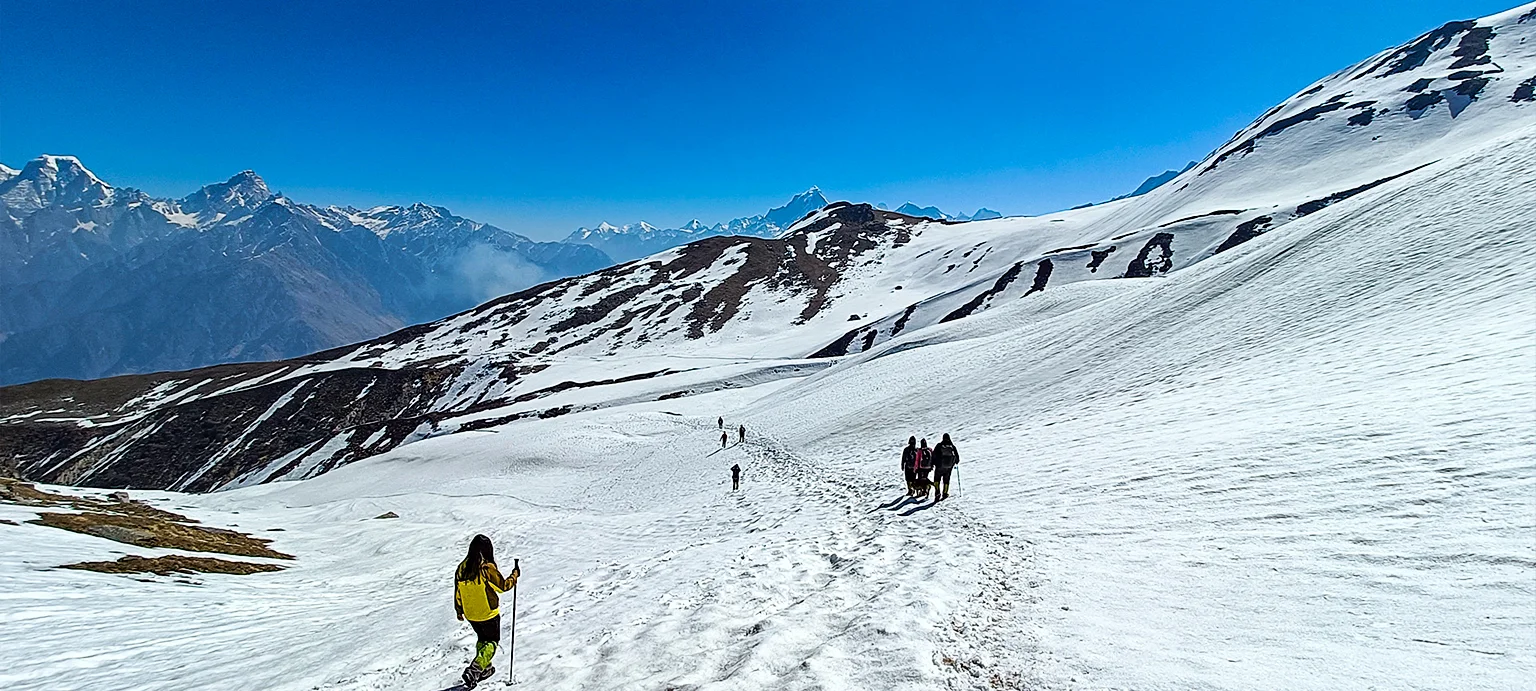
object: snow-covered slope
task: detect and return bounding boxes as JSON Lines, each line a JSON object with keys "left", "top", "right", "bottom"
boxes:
{"left": 0, "top": 5, "right": 1533, "bottom": 691}
{"left": 564, "top": 187, "right": 831, "bottom": 262}
{"left": 0, "top": 166, "right": 612, "bottom": 384}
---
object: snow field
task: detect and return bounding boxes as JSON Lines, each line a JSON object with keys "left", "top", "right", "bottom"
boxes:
{"left": 0, "top": 383, "right": 1037, "bottom": 690}
{"left": 744, "top": 124, "right": 1536, "bottom": 688}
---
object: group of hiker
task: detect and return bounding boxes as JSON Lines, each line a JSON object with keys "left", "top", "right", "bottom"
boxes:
{"left": 901, "top": 433, "right": 960, "bottom": 502}
{"left": 719, "top": 416, "right": 745, "bottom": 448}
{"left": 720, "top": 416, "right": 745, "bottom": 490}
{"left": 449, "top": 422, "right": 963, "bottom": 687}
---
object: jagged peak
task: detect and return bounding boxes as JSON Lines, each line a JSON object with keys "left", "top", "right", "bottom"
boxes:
{"left": 20, "top": 154, "right": 110, "bottom": 188}
{"left": 178, "top": 168, "right": 273, "bottom": 219}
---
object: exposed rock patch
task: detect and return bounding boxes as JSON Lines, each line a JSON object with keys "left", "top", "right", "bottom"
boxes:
{"left": 1124, "top": 233, "right": 1177, "bottom": 277}
{"left": 1511, "top": 76, "right": 1536, "bottom": 103}
{"left": 1088, "top": 247, "right": 1117, "bottom": 273}
{"left": 1203, "top": 102, "right": 1349, "bottom": 173}
{"left": 1295, "top": 166, "right": 1430, "bottom": 217}
{"left": 942, "top": 262, "right": 1025, "bottom": 323}
{"left": 1024, "top": 259, "right": 1054, "bottom": 296}
{"left": 1363, "top": 20, "right": 1477, "bottom": 78}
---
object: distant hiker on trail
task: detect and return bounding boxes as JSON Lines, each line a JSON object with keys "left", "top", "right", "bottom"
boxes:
{"left": 931, "top": 433, "right": 960, "bottom": 502}
{"left": 718, "top": 416, "right": 724, "bottom": 430}
{"left": 901, "top": 436, "right": 918, "bottom": 496}
{"left": 731, "top": 463, "right": 741, "bottom": 491}
{"left": 721, "top": 431, "right": 729, "bottom": 448}
{"left": 454, "top": 534, "right": 519, "bottom": 688}
{"left": 915, "top": 438, "right": 934, "bottom": 499}
{"left": 738, "top": 424, "right": 746, "bottom": 444}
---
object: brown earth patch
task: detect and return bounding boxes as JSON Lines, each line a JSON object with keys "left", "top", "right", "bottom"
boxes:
{"left": 3, "top": 478, "right": 292, "bottom": 560}
{"left": 61, "top": 554, "right": 283, "bottom": 576}
{"left": 1, "top": 478, "right": 190, "bottom": 523}
{"left": 28, "top": 512, "right": 292, "bottom": 560}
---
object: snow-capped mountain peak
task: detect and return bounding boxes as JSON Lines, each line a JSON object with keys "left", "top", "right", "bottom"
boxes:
{"left": 178, "top": 170, "right": 273, "bottom": 222}
{"left": 762, "top": 187, "right": 830, "bottom": 230}
{"left": 0, "top": 154, "right": 114, "bottom": 213}
{"left": 346, "top": 201, "right": 484, "bottom": 238}
{"left": 34, "top": 154, "right": 107, "bottom": 185}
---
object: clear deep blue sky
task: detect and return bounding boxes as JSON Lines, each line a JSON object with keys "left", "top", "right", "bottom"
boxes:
{"left": 2, "top": 1, "right": 1516, "bottom": 239}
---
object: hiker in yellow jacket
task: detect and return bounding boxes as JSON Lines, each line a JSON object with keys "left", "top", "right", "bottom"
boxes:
{"left": 454, "top": 534, "right": 519, "bottom": 688}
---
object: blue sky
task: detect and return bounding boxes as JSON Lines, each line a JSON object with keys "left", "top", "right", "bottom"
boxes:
{"left": 2, "top": 0, "right": 1516, "bottom": 239}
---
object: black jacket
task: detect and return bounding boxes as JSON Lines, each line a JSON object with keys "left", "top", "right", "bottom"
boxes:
{"left": 932, "top": 441, "right": 960, "bottom": 469}
{"left": 901, "top": 445, "right": 916, "bottom": 469}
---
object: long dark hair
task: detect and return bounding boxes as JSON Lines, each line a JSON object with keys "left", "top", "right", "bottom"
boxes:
{"left": 457, "top": 534, "right": 495, "bottom": 582}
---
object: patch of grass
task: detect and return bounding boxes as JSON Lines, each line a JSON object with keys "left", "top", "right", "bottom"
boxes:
{"left": 0, "top": 478, "right": 191, "bottom": 523}
{"left": 60, "top": 554, "right": 284, "bottom": 576}
{"left": 2, "top": 478, "right": 293, "bottom": 560}
{"left": 28, "top": 512, "right": 292, "bottom": 560}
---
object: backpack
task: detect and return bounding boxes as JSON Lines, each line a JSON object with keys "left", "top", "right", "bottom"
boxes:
{"left": 917, "top": 447, "right": 933, "bottom": 471}
{"left": 934, "top": 443, "right": 958, "bottom": 468}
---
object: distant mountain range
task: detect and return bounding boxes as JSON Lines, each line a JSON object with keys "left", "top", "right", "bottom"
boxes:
{"left": 565, "top": 189, "right": 1020, "bottom": 264}
{"left": 0, "top": 158, "right": 612, "bottom": 384}
{"left": 887, "top": 203, "right": 1002, "bottom": 221}
{"left": 563, "top": 187, "right": 833, "bottom": 262}
{"left": 0, "top": 149, "right": 1200, "bottom": 386}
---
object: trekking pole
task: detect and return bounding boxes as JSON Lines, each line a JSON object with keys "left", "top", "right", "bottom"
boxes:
{"left": 507, "top": 558, "right": 519, "bottom": 686}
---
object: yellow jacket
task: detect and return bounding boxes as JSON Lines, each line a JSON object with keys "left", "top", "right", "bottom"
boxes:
{"left": 454, "top": 561, "right": 516, "bottom": 622}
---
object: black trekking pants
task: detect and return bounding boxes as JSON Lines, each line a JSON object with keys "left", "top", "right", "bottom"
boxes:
{"left": 470, "top": 615, "right": 502, "bottom": 643}
{"left": 933, "top": 467, "right": 953, "bottom": 495}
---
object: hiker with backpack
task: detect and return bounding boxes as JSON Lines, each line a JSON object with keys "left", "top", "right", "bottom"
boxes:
{"left": 454, "top": 534, "right": 519, "bottom": 688}
{"left": 931, "top": 433, "right": 960, "bottom": 502}
{"left": 731, "top": 463, "right": 742, "bottom": 491}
